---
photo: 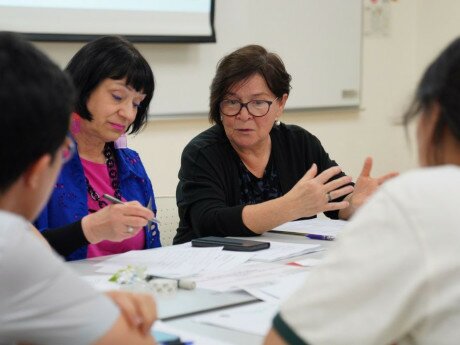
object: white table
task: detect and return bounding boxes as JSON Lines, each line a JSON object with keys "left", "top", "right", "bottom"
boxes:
{"left": 68, "top": 232, "right": 334, "bottom": 344}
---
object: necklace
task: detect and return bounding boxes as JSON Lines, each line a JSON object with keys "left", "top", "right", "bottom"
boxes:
{"left": 85, "top": 143, "right": 122, "bottom": 210}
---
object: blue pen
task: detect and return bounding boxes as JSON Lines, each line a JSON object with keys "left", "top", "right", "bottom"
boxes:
{"left": 306, "top": 234, "right": 335, "bottom": 241}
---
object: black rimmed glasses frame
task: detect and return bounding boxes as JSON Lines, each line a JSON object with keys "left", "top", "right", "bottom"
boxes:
{"left": 220, "top": 97, "right": 279, "bottom": 117}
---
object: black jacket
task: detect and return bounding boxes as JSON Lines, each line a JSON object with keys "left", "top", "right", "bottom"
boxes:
{"left": 174, "top": 123, "right": 346, "bottom": 244}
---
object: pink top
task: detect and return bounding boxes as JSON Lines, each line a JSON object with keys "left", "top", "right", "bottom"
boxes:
{"left": 81, "top": 158, "right": 145, "bottom": 258}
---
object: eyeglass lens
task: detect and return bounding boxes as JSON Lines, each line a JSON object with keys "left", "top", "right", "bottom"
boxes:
{"left": 220, "top": 100, "right": 272, "bottom": 117}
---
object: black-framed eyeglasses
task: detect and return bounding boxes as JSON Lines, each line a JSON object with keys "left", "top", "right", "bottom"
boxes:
{"left": 220, "top": 97, "right": 278, "bottom": 117}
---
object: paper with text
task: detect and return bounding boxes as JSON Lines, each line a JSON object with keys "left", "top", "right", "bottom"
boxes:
{"left": 194, "top": 302, "right": 278, "bottom": 336}
{"left": 247, "top": 241, "right": 321, "bottom": 262}
{"left": 271, "top": 218, "right": 347, "bottom": 236}
{"left": 95, "top": 245, "right": 253, "bottom": 278}
{"left": 192, "top": 262, "right": 305, "bottom": 292}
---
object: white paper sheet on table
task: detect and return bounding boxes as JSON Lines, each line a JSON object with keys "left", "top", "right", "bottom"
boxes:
{"left": 271, "top": 218, "right": 347, "bottom": 236}
{"left": 80, "top": 275, "right": 120, "bottom": 291}
{"left": 193, "top": 302, "right": 279, "bottom": 336}
{"left": 241, "top": 270, "right": 310, "bottom": 303}
{"left": 95, "top": 245, "right": 254, "bottom": 278}
{"left": 289, "top": 257, "right": 323, "bottom": 267}
{"left": 259, "top": 271, "right": 310, "bottom": 301}
{"left": 247, "top": 241, "right": 322, "bottom": 262}
{"left": 192, "top": 262, "right": 305, "bottom": 292}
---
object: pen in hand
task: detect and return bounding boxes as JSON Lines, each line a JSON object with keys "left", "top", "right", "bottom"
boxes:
{"left": 103, "top": 194, "right": 161, "bottom": 225}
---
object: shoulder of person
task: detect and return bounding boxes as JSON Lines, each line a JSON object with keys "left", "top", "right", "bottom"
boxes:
{"left": 115, "top": 147, "right": 141, "bottom": 161}
{"left": 271, "top": 122, "right": 321, "bottom": 145}
{"left": 383, "top": 165, "right": 460, "bottom": 197}
{"left": 183, "top": 125, "right": 229, "bottom": 155}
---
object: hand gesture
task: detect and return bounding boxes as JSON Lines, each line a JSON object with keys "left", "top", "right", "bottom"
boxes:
{"left": 285, "top": 164, "right": 354, "bottom": 219}
{"left": 348, "top": 157, "right": 398, "bottom": 211}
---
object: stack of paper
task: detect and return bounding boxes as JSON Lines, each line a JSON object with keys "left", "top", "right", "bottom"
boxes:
{"left": 247, "top": 241, "right": 321, "bottom": 262}
{"left": 271, "top": 218, "right": 347, "bottom": 237}
{"left": 193, "top": 302, "right": 279, "bottom": 336}
{"left": 192, "top": 261, "right": 305, "bottom": 292}
{"left": 95, "top": 245, "right": 253, "bottom": 278}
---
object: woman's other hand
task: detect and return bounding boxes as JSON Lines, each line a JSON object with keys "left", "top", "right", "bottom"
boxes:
{"left": 339, "top": 157, "right": 398, "bottom": 219}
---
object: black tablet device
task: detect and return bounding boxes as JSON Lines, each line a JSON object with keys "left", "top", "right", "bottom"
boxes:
{"left": 191, "top": 236, "right": 270, "bottom": 252}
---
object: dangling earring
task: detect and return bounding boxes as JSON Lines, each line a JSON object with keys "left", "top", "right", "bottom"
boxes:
{"left": 70, "top": 112, "right": 81, "bottom": 135}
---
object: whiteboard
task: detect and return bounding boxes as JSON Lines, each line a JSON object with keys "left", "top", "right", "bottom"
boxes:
{"left": 139, "top": 0, "right": 362, "bottom": 117}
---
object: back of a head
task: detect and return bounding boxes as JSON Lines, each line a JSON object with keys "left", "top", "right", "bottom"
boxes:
{"left": 405, "top": 37, "right": 460, "bottom": 149}
{"left": 209, "top": 44, "right": 292, "bottom": 124}
{"left": 0, "top": 32, "right": 74, "bottom": 193}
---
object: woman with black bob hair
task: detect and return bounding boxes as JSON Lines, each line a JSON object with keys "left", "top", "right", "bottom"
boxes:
{"left": 35, "top": 36, "right": 161, "bottom": 260}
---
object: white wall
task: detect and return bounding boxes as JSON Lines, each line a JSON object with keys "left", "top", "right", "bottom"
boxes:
{"left": 34, "top": 0, "right": 459, "bottom": 197}
{"left": 416, "top": 0, "right": 460, "bottom": 74}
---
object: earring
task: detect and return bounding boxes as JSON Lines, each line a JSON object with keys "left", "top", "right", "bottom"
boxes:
{"left": 70, "top": 113, "right": 81, "bottom": 135}
{"left": 275, "top": 119, "right": 281, "bottom": 126}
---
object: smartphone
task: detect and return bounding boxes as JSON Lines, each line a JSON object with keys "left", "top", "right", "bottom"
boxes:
{"left": 191, "top": 236, "right": 270, "bottom": 252}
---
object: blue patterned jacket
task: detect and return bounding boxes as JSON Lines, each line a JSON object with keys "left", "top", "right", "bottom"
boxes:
{"left": 35, "top": 144, "right": 161, "bottom": 260}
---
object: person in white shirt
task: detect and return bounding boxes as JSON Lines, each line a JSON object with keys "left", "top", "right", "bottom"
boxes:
{"left": 264, "top": 37, "right": 460, "bottom": 345}
{"left": 0, "top": 32, "right": 156, "bottom": 345}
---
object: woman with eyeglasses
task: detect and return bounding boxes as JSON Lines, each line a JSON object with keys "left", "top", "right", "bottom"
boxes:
{"left": 35, "top": 36, "right": 161, "bottom": 261}
{"left": 174, "top": 44, "right": 397, "bottom": 244}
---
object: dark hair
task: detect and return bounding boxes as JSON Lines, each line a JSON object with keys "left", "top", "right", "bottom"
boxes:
{"left": 403, "top": 37, "right": 460, "bottom": 161}
{"left": 209, "top": 44, "right": 292, "bottom": 125}
{"left": 65, "top": 36, "right": 154, "bottom": 134}
{"left": 0, "top": 32, "right": 75, "bottom": 193}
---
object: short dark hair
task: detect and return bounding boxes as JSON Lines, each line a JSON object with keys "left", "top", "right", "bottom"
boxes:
{"left": 0, "top": 32, "right": 75, "bottom": 193}
{"left": 209, "top": 44, "right": 292, "bottom": 125}
{"left": 404, "top": 37, "right": 460, "bottom": 162}
{"left": 65, "top": 36, "right": 154, "bottom": 134}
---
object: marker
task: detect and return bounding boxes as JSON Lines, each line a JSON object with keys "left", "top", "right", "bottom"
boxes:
{"left": 146, "top": 275, "right": 196, "bottom": 290}
{"left": 305, "top": 234, "right": 335, "bottom": 241}
{"left": 103, "top": 194, "right": 161, "bottom": 225}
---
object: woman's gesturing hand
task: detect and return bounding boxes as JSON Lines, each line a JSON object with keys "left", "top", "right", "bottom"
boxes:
{"left": 284, "top": 164, "right": 354, "bottom": 219}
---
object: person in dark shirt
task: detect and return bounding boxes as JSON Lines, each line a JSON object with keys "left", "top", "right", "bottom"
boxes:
{"left": 174, "top": 44, "right": 397, "bottom": 244}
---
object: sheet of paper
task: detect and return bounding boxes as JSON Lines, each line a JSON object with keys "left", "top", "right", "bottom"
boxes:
{"left": 95, "top": 245, "right": 252, "bottom": 278}
{"left": 289, "top": 257, "right": 323, "bottom": 267}
{"left": 192, "top": 262, "right": 305, "bottom": 292}
{"left": 242, "top": 286, "right": 280, "bottom": 304}
{"left": 241, "top": 271, "right": 310, "bottom": 303}
{"left": 80, "top": 275, "right": 120, "bottom": 291}
{"left": 271, "top": 218, "right": 347, "bottom": 236}
{"left": 246, "top": 241, "right": 321, "bottom": 262}
{"left": 259, "top": 272, "right": 310, "bottom": 301}
{"left": 193, "top": 302, "right": 278, "bottom": 336}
